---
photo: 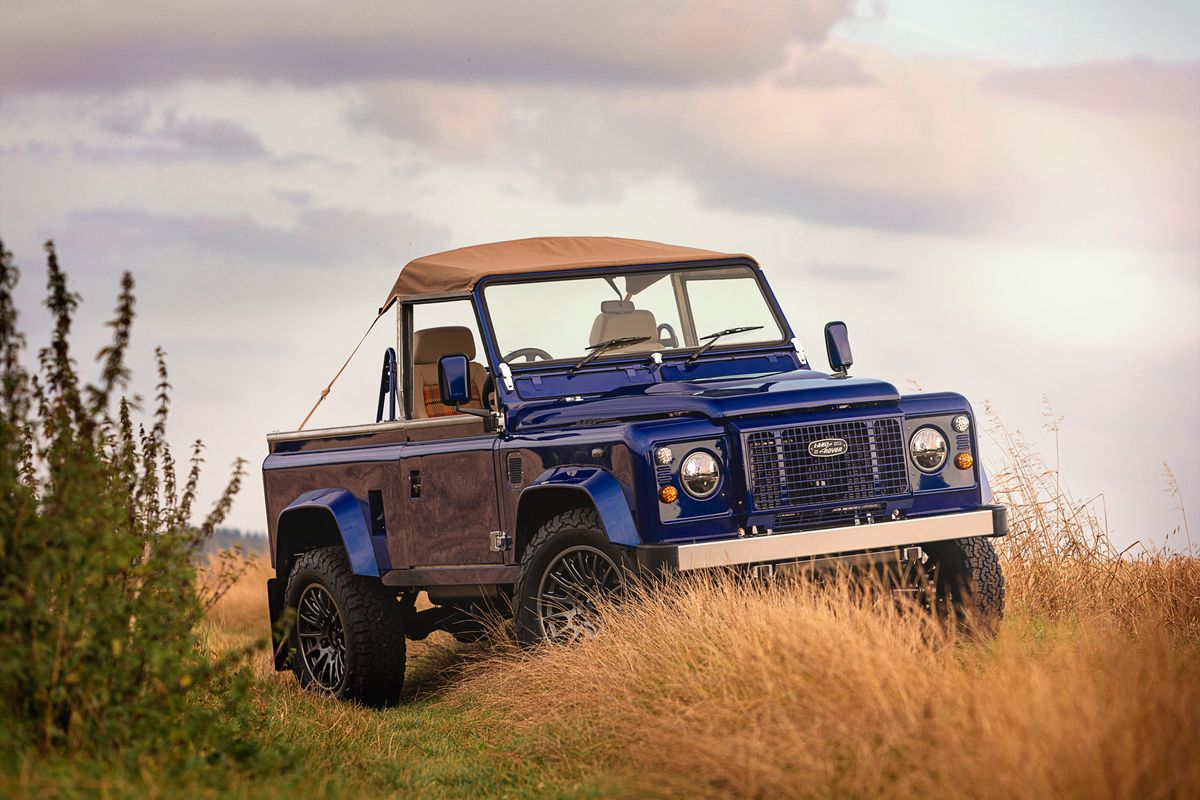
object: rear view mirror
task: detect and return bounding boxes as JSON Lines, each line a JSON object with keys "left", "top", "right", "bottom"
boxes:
{"left": 824, "top": 321, "right": 853, "bottom": 377}
{"left": 437, "top": 354, "right": 471, "bottom": 406}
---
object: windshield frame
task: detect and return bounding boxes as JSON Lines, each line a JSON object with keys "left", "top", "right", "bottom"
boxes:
{"left": 476, "top": 259, "right": 791, "bottom": 372}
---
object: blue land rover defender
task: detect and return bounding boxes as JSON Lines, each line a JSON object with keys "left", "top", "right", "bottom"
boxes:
{"left": 263, "top": 237, "right": 1006, "bottom": 705}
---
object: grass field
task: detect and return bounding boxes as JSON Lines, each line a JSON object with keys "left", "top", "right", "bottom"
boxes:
{"left": 10, "top": 550, "right": 1196, "bottom": 800}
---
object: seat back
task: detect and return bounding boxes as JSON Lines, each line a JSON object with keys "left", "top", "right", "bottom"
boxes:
{"left": 411, "top": 326, "right": 488, "bottom": 418}
{"left": 588, "top": 300, "right": 662, "bottom": 353}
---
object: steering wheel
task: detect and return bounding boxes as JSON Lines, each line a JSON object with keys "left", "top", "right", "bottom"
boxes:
{"left": 503, "top": 347, "right": 554, "bottom": 363}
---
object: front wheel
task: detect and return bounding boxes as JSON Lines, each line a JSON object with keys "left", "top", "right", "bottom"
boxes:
{"left": 285, "top": 546, "right": 407, "bottom": 706}
{"left": 924, "top": 536, "right": 1005, "bottom": 637}
{"left": 513, "top": 508, "right": 628, "bottom": 647}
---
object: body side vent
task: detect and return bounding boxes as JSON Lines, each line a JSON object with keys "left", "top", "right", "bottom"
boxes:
{"left": 506, "top": 452, "right": 523, "bottom": 488}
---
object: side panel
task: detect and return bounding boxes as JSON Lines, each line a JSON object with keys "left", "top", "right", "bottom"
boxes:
{"left": 400, "top": 427, "right": 503, "bottom": 566}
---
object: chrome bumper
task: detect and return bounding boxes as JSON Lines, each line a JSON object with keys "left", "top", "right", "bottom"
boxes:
{"left": 636, "top": 506, "right": 1006, "bottom": 572}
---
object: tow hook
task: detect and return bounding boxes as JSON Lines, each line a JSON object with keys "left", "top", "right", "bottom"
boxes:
{"left": 750, "top": 563, "right": 776, "bottom": 579}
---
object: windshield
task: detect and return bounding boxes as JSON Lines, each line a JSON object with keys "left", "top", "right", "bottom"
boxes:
{"left": 483, "top": 265, "right": 785, "bottom": 365}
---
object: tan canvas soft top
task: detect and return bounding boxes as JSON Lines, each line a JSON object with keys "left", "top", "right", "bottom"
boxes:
{"left": 381, "top": 236, "right": 753, "bottom": 311}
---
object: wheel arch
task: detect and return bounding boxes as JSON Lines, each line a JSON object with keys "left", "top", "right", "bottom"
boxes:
{"left": 274, "top": 488, "right": 380, "bottom": 581}
{"left": 515, "top": 466, "right": 639, "bottom": 562}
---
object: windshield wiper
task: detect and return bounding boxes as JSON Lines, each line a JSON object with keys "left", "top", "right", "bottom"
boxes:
{"left": 686, "top": 325, "right": 764, "bottom": 366}
{"left": 569, "top": 336, "right": 652, "bottom": 376}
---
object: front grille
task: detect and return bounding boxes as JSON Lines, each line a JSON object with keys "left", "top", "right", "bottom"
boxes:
{"left": 745, "top": 418, "right": 909, "bottom": 511}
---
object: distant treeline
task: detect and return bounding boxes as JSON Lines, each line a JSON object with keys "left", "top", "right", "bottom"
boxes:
{"left": 204, "top": 527, "right": 268, "bottom": 556}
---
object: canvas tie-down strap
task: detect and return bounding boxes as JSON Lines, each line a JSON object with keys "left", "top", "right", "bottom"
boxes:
{"left": 297, "top": 310, "right": 385, "bottom": 430}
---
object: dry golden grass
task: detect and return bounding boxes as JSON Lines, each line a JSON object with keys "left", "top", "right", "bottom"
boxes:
{"left": 458, "top": 572, "right": 1199, "bottom": 799}
{"left": 209, "top": 555, "right": 1200, "bottom": 799}
{"left": 207, "top": 557, "right": 273, "bottom": 639}
{"left": 986, "top": 405, "right": 1199, "bottom": 634}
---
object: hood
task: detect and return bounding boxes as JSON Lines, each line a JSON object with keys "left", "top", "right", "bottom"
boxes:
{"left": 512, "top": 369, "right": 900, "bottom": 429}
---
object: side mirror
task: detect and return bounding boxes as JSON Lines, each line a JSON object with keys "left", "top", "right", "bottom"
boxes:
{"left": 824, "top": 321, "right": 853, "bottom": 376}
{"left": 437, "top": 354, "right": 472, "bottom": 407}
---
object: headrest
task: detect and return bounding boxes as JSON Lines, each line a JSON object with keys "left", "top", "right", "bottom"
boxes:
{"left": 589, "top": 308, "right": 659, "bottom": 346}
{"left": 600, "top": 299, "right": 635, "bottom": 314}
{"left": 413, "top": 326, "right": 476, "bottom": 364}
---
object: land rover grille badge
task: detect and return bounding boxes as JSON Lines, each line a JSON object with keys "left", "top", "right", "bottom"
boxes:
{"left": 808, "top": 438, "right": 849, "bottom": 458}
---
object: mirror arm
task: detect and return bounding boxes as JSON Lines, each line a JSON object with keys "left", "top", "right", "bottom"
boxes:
{"left": 453, "top": 405, "right": 503, "bottom": 434}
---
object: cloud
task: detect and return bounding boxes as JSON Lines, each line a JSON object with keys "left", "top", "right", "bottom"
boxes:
{"left": 1, "top": 1, "right": 852, "bottom": 93}
{"left": 156, "top": 113, "right": 266, "bottom": 160}
{"left": 352, "top": 47, "right": 1196, "bottom": 251}
{"left": 61, "top": 206, "right": 450, "bottom": 265}
{"left": 981, "top": 59, "right": 1200, "bottom": 118}
{"left": 642, "top": 53, "right": 1200, "bottom": 250}
{"left": 354, "top": 83, "right": 513, "bottom": 160}
{"left": 76, "top": 103, "right": 269, "bottom": 161}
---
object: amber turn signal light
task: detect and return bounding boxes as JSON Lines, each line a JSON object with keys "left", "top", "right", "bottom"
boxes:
{"left": 659, "top": 485, "right": 679, "bottom": 503}
{"left": 955, "top": 452, "right": 974, "bottom": 470}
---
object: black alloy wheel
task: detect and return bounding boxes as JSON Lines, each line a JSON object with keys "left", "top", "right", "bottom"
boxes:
{"left": 514, "top": 508, "right": 629, "bottom": 647}
{"left": 535, "top": 544, "right": 623, "bottom": 645}
{"left": 296, "top": 583, "right": 347, "bottom": 691}
{"left": 284, "top": 546, "right": 408, "bottom": 706}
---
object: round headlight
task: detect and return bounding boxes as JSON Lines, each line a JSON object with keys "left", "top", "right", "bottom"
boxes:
{"left": 910, "top": 427, "right": 948, "bottom": 473}
{"left": 680, "top": 450, "right": 721, "bottom": 499}
{"left": 951, "top": 414, "right": 970, "bottom": 433}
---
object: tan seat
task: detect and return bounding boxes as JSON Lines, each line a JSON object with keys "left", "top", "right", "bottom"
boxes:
{"left": 411, "top": 326, "right": 488, "bottom": 419}
{"left": 588, "top": 300, "right": 663, "bottom": 354}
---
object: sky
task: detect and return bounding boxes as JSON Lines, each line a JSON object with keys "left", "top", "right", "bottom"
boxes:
{"left": 1, "top": 1, "right": 1197, "bottom": 550}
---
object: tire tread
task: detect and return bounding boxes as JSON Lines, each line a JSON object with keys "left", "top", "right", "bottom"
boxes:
{"left": 513, "top": 507, "right": 608, "bottom": 646}
{"left": 287, "top": 546, "right": 406, "bottom": 707}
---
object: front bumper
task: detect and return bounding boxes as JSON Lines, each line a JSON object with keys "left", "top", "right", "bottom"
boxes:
{"left": 636, "top": 505, "right": 1007, "bottom": 572}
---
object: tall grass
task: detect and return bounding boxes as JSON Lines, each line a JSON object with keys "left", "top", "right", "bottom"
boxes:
{"left": 460, "top": 575, "right": 1197, "bottom": 799}
{"left": 986, "top": 400, "right": 1199, "bottom": 638}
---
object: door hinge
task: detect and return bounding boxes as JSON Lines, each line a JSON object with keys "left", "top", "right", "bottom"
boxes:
{"left": 489, "top": 530, "right": 512, "bottom": 552}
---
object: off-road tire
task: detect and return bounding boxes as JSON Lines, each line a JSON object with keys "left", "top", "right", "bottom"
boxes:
{"left": 285, "top": 546, "right": 407, "bottom": 706}
{"left": 924, "top": 536, "right": 1005, "bottom": 637}
{"left": 513, "top": 508, "right": 628, "bottom": 647}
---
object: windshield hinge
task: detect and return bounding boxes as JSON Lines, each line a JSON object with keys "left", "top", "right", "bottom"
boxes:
{"left": 791, "top": 337, "right": 807, "bottom": 366}
{"left": 497, "top": 362, "right": 515, "bottom": 391}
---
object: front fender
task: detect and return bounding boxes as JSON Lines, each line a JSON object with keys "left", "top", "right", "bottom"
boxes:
{"left": 520, "top": 466, "right": 640, "bottom": 546}
{"left": 275, "top": 488, "right": 380, "bottom": 577}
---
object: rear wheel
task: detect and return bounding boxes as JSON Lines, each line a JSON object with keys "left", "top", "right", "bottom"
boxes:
{"left": 285, "top": 546, "right": 407, "bottom": 706}
{"left": 924, "top": 536, "right": 1005, "bottom": 636}
{"left": 514, "top": 508, "right": 627, "bottom": 647}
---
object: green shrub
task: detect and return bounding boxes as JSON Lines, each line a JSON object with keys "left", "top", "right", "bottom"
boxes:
{"left": 0, "top": 240, "right": 251, "bottom": 759}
